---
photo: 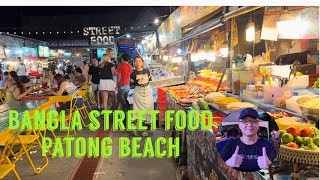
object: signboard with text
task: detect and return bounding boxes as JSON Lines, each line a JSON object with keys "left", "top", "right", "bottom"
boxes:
{"left": 83, "top": 26, "right": 120, "bottom": 45}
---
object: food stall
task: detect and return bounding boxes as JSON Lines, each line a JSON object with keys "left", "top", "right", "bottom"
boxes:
{"left": 0, "top": 34, "right": 49, "bottom": 76}
{"left": 158, "top": 6, "right": 319, "bottom": 180}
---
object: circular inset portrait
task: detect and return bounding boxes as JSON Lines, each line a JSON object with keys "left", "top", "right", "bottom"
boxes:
{"left": 216, "top": 108, "right": 280, "bottom": 172}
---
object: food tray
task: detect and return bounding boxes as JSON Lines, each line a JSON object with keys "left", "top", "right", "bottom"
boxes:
{"left": 278, "top": 145, "right": 319, "bottom": 165}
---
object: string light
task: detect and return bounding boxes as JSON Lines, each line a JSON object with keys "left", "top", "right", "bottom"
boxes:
{"left": 50, "top": 32, "right": 52, "bottom": 34}
{"left": 43, "top": 32, "right": 45, "bottom": 34}
{"left": 36, "top": 32, "right": 38, "bottom": 34}
{"left": 21, "top": 32, "right": 24, "bottom": 34}
{"left": 57, "top": 32, "right": 59, "bottom": 34}
{"left": 131, "top": 27, "right": 133, "bottom": 29}
{"left": 29, "top": 32, "right": 31, "bottom": 34}
{"left": 71, "top": 31, "right": 73, "bottom": 33}
{"left": 77, "top": 31, "right": 80, "bottom": 33}
{"left": 14, "top": 32, "right": 16, "bottom": 34}
{"left": 64, "top": 31, "right": 66, "bottom": 34}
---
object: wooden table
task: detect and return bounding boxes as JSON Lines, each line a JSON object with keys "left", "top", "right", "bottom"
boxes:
{"left": 0, "top": 100, "right": 48, "bottom": 133}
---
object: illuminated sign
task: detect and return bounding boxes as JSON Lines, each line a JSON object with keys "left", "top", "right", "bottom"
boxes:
{"left": 83, "top": 26, "right": 120, "bottom": 45}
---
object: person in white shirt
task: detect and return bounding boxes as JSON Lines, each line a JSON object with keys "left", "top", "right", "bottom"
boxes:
{"left": 15, "top": 57, "right": 26, "bottom": 76}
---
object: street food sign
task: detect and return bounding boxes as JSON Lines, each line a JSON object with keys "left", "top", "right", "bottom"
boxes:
{"left": 83, "top": 26, "right": 120, "bottom": 45}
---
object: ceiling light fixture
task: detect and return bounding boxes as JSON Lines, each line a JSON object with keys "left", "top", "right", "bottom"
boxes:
{"left": 154, "top": 18, "right": 159, "bottom": 24}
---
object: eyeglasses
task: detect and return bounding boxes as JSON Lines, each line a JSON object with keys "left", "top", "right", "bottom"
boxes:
{"left": 239, "top": 119, "right": 259, "bottom": 125}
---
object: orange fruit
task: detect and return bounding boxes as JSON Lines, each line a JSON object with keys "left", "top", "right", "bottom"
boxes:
{"left": 287, "top": 142, "right": 299, "bottom": 149}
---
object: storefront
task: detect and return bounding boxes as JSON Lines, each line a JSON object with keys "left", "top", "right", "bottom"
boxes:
{"left": 157, "top": 6, "right": 319, "bottom": 180}
{"left": 0, "top": 33, "right": 49, "bottom": 75}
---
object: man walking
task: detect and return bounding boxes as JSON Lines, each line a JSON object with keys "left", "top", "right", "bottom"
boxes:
{"left": 117, "top": 53, "right": 132, "bottom": 111}
{"left": 88, "top": 57, "right": 101, "bottom": 109}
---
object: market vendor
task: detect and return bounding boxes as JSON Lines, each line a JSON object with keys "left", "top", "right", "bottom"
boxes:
{"left": 220, "top": 108, "right": 277, "bottom": 172}
{"left": 130, "top": 56, "right": 154, "bottom": 137}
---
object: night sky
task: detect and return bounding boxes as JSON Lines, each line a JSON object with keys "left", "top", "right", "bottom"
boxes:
{"left": 0, "top": 6, "right": 176, "bottom": 40}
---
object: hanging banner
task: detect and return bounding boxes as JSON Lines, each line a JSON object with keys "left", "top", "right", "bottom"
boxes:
{"left": 300, "top": 7, "right": 319, "bottom": 39}
{"left": 261, "top": 6, "right": 281, "bottom": 41}
{"left": 157, "top": 8, "right": 182, "bottom": 48}
{"left": 261, "top": 15, "right": 279, "bottom": 41}
{"left": 180, "top": 6, "right": 221, "bottom": 28}
{"left": 231, "top": 18, "right": 238, "bottom": 47}
{"left": 214, "top": 31, "right": 225, "bottom": 52}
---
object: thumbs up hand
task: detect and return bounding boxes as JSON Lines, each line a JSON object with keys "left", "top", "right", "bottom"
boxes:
{"left": 225, "top": 146, "right": 244, "bottom": 168}
{"left": 257, "top": 147, "right": 271, "bottom": 169}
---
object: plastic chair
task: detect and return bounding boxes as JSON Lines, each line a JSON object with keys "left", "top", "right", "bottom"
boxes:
{"left": 0, "top": 130, "right": 21, "bottom": 180}
{"left": 79, "top": 85, "right": 94, "bottom": 111}
{"left": 74, "top": 90, "right": 90, "bottom": 127}
{"left": 6, "top": 110, "right": 49, "bottom": 174}
{"left": 48, "top": 95, "right": 76, "bottom": 137}
{"left": 0, "top": 90, "right": 5, "bottom": 104}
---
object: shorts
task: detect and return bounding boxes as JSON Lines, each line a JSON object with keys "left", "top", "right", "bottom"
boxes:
{"left": 118, "top": 85, "right": 130, "bottom": 104}
{"left": 99, "top": 79, "right": 115, "bottom": 91}
{"left": 91, "top": 83, "right": 99, "bottom": 91}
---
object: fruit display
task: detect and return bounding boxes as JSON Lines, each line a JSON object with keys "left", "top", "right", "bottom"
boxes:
{"left": 213, "top": 97, "right": 240, "bottom": 107}
{"left": 226, "top": 102, "right": 257, "bottom": 111}
{"left": 281, "top": 126, "right": 319, "bottom": 151}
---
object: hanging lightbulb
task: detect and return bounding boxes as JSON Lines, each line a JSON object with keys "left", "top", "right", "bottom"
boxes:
{"left": 177, "top": 48, "right": 182, "bottom": 54}
{"left": 154, "top": 18, "right": 159, "bottom": 24}
{"left": 246, "top": 18, "right": 255, "bottom": 42}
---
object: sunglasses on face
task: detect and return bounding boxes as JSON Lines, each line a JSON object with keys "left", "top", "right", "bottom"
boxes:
{"left": 239, "top": 119, "right": 259, "bottom": 125}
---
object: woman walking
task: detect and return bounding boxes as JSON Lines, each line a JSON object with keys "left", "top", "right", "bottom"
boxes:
{"left": 130, "top": 56, "right": 154, "bottom": 136}
{"left": 99, "top": 48, "right": 117, "bottom": 110}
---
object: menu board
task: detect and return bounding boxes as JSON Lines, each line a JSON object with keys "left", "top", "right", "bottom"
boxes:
{"left": 38, "top": 46, "right": 50, "bottom": 58}
{"left": 23, "top": 47, "right": 37, "bottom": 58}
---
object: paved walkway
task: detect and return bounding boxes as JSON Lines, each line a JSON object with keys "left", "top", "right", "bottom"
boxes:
{"left": 95, "top": 130, "right": 177, "bottom": 180}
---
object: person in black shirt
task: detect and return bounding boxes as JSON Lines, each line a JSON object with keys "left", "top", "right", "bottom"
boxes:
{"left": 88, "top": 57, "right": 101, "bottom": 109}
{"left": 99, "top": 49, "right": 117, "bottom": 110}
{"left": 221, "top": 108, "right": 277, "bottom": 172}
{"left": 130, "top": 56, "right": 154, "bottom": 137}
{"left": 216, "top": 127, "right": 240, "bottom": 155}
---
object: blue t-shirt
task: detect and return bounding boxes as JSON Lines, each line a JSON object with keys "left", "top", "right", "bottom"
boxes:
{"left": 216, "top": 140, "right": 228, "bottom": 155}
{"left": 220, "top": 138, "right": 276, "bottom": 172}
